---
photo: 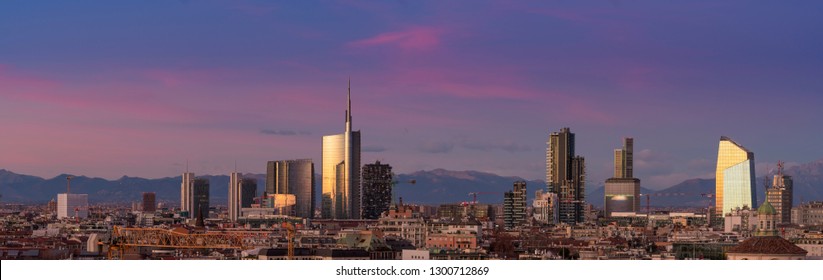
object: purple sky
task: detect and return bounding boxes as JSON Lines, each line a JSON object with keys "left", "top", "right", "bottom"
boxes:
{"left": 2, "top": 1, "right": 822, "bottom": 190}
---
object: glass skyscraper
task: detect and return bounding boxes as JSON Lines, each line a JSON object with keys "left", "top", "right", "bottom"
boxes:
{"left": 267, "top": 159, "right": 315, "bottom": 218}
{"left": 321, "top": 81, "right": 361, "bottom": 219}
{"left": 715, "top": 136, "right": 756, "bottom": 216}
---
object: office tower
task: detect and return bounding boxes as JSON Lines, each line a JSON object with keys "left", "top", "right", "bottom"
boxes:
{"left": 766, "top": 162, "right": 793, "bottom": 224}
{"left": 228, "top": 172, "right": 241, "bottom": 222}
{"left": 268, "top": 159, "right": 315, "bottom": 218}
{"left": 192, "top": 178, "right": 210, "bottom": 221}
{"left": 613, "top": 138, "right": 634, "bottom": 178}
{"left": 361, "top": 161, "right": 393, "bottom": 219}
{"left": 322, "top": 80, "right": 362, "bottom": 219}
{"left": 715, "top": 136, "right": 756, "bottom": 216}
{"left": 240, "top": 178, "right": 257, "bottom": 208}
{"left": 605, "top": 137, "right": 640, "bottom": 217}
{"left": 57, "top": 193, "right": 89, "bottom": 219}
{"left": 546, "top": 127, "right": 586, "bottom": 224}
{"left": 180, "top": 172, "right": 194, "bottom": 213}
{"left": 142, "top": 192, "right": 156, "bottom": 213}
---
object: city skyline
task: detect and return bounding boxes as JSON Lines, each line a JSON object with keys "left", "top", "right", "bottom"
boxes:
{"left": 2, "top": 1, "right": 823, "bottom": 190}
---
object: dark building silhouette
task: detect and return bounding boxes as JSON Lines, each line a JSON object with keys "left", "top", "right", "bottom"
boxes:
{"left": 547, "top": 127, "right": 586, "bottom": 224}
{"left": 362, "top": 161, "right": 393, "bottom": 219}
{"left": 142, "top": 192, "right": 156, "bottom": 212}
{"left": 192, "top": 178, "right": 210, "bottom": 221}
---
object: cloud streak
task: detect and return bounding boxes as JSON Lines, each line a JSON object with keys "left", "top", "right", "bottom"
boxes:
{"left": 347, "top": 26, "right": 446, "bottom": 51}
{"left": 260, "top": 129, "right": 311, "bottom": 136}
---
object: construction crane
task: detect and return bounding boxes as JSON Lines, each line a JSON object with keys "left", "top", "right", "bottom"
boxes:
{"left": 108, "top": 226, "right": 270, "bottom": 259}
{"left": 282, "top": 222, "right": 295, "bottom": 260}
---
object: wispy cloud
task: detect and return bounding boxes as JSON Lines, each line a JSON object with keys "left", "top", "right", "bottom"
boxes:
{"left": 260, "top": 129, "right": 311, "bottom": 136}
{"left": 418, "top": 141, "right": 455, "bottom": 154}
{"left": 347, "top": 26, "right": 446, "bottom": 51}
{"left": 362, "top": 145, "right": 387, "bottom": 153}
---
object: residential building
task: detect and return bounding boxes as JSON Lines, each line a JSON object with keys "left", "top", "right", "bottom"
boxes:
{"left": 362, "top": 161, "right": 393, "bottom": 219}
{"left": 546, "top": 127, "right": 586, "bottom": 224}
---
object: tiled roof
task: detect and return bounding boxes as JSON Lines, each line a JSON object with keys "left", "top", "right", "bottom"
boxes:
{"left": 727, "top": 236, "right": 808, "bottom": 255}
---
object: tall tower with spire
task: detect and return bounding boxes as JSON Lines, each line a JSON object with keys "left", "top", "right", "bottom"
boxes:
{"left": 322, "top": 79, "right": 362, "bottom": 219}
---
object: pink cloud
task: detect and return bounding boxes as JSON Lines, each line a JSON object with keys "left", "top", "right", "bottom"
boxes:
{"left": 0, "top": 64, "right": 60, "bottom": 89}
{"left": 347, "top": 26, "right": 446, "bottom": 51}
{"left": 142, "top": 68, "right": 233, "bottom": 87}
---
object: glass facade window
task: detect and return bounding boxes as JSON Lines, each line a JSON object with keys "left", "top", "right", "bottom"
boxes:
{"left": 715, "top": 137, "right": 756, "bottom": 216}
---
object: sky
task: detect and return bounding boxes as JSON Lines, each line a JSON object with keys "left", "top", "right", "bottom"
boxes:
{"left": 1, "top": 1, "right": 822, "bottom": 190}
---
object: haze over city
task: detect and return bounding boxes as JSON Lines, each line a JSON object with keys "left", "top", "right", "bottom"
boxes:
{"left": 2, "top": 1, "right": 822, "bottom": 190}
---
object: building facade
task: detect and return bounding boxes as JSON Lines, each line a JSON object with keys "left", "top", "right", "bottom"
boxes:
{"left": 533, "top": 189, "right": 558, "bottom": 225}
{"left": 362, "top": 161, "right": 393, "bottom": 219}
{"left": 322, "top": 81, "right": 362, "bottom": 219}
{"left": 792, "top": 201, "right": 823, "bottom": 226}
{"left": 268, "top": 159, "right": 315, "bottom": 218}
{"left": 57, "top": 193, "right": 88, "bottom": 219}
{"left": 605, "top": 137, "right": 640, "bottom": 217}
{"left": 503, "top": 181, "right": 527, "bottom": 229}
{"left": 142, "top": 192, "right": 156, "bottom": 213}
{"left": 228, "top": 172, "right": 242, "bottom": 222}
{"left": 715, "top": 136, "right": 756, "bottom": 216}
{"left": 766, "top": 163, "right": 793, "bottom": 224}
{"left": 180, "top": 172, "right": 194, "bottom": 214}
{"left": 192, "top": 178, "right": 210, "bottom": 221}
{"left": 546, "top": 127, "right": 586, "bottom": 224}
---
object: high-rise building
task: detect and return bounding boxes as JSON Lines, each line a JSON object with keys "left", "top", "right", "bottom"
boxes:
{"left": 228, "top": 172, "right": 242, "bottom": 222}
{"left": 613, "top": 138, "right": 634, "bottom": 178}
{"left": 240, "top": 178, "right": 257, "bottom": 208}
{"left": 142, "top": 192, "right": 156, "bottom": 213}
{"left": 268, "top": 159, "right": 315, "bottom": 218}
{"left": 503, "top": 181, "right": 527, "bottom": 229}
{"left": 546, "top": 127, "right": 586, "bottom": 224}
{"left": 766, "top": 162, "right": 793, "bottom": 224}
{"left": 715, "top": 136, "right": 756, "bottom": 216}
{"left": 322, "top": 81, "right": 361, "bottom": 219}
{"left": 57, "top": 193, "right": 88, "bottom": 219}
{"left": 605, "top": 137, "right": 640, "bottom": 217}
{"left": 362, "top": 161, "right": 393, "bottom": 220}
{"left": 180, "top": 172, "right": 194, "bottom": 213}
{"left": 192, "top": 178, "right": 210, "bottom": 221}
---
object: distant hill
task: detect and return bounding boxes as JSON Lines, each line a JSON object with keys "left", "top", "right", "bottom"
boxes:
{"left": 1, "top": 158, "right": 821, "bottom": 207}
{"left": 395, "top": 169, "right": 546, "bottom": 205}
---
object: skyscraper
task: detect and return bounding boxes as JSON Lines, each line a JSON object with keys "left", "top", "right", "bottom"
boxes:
{"left": 766, "top": 162, "right": 793, "bottom": 224}
{"left": 180, "top": 172, "right": 194, "bottom": 214}
{"left": 240, "top": 178, "right": 257, "bottom": 209}
{"left": 361, "top": 161, "right": 393, "bottom": 220}
{"left": 546, "top": 127, "right": 586, "bottom": 224}
{"left": 268, "top": 159, "right": 315, "bottom": 218}
{"left": 228, "top": 172, "right": 242, "bottom": 222}
{"left": 142, "top": 192, "right": 156, "bottom": 213}
{"left": 322, "top": 80, "right": 361, "bottom": 219}
{"left": 605, "top": 137, "right": 640, "bottom": 217}
{"left": 192, "top": 178, "right": 210, "bottom": 221}
{"left": 715, "top": 136, "right": 756, "bottom": 216}
{"left": 613, "top": 138, "right": 634, "bottom": 178}
{"left": 503, "top": 181, "right": 528, "bottom": 229}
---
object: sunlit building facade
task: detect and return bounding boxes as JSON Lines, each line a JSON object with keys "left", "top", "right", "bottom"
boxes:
{"left": 268, "top": 159, "right": 315, "bottom": 218}
{"left": 715, "top": 136, "right": 756, "bottom": 216}
{"left": 180, "top": 172, "right": 194, "bottom": 214}
{"left": 605, "top": 137, "right": 640, "bottom": 217}
{"left": 322, "top": 81, "right": 362, "bottom": 219}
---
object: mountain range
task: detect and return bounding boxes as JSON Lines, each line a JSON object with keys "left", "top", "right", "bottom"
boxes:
{"left": 1, "top": 158, "right": 821, "bottom": 208}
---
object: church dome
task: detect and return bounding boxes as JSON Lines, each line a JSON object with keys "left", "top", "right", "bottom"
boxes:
{"left": 758, "top": 200, "right": 776, "bottom": 215}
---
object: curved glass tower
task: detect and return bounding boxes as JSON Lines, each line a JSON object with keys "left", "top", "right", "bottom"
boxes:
{"left": 321, "top": 80, "right": 361, "bottom": 219}
{"left": 715, "top": 136, "right": 756, "bottom": 216}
